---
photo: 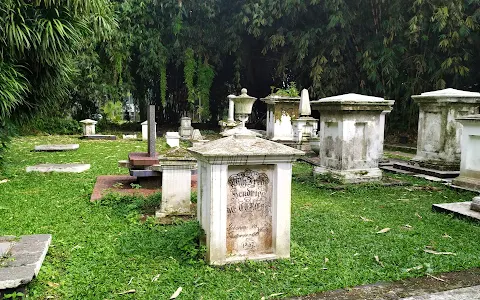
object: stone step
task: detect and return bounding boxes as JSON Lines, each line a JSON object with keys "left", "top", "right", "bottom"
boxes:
{"left": 34, "top": 144, "right": 79, "bottom": 152}
{"left": 393, "top": 162, "right": 459, "bottom": 179}
{"left": 380, "top": 166, "right": 414, "bottom": 175}
{"left": 129, "top": 169, "right": 162, "bottom": 178}
{"left": 433, "top": 202, "right": 480, "bottom": 222}
{"left": 80, "top": 134, "right": 117, "bottom": 140}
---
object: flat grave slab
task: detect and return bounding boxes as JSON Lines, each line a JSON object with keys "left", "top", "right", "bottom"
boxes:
{"left": 0, "top": 234, "right": 51, "bottom": 290}
{"left": 433, "top": 201, "right": 480, "bottom": 222}
{"left": 26, "top": 163, "right": 90, "bottom": 173}
{"left": 128, "top": 152, "right": 159, "bottom": 167}
{"left": 393, "top": 162, "right": 459, "bottom": 178}
{"left": 80, "top": 134, "right": 117, "bottom": 140}
{"left": 34, "top": 144, "right": 79, "bottom": 152}
{"left": 401, "top": 285, "right": 480, "bottom": 300}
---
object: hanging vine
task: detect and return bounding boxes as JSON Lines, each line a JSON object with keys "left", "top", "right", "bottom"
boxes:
{"left": 184, "top": 48, "right": 196, "bottom": 105}
{"left": 196, "top": 59, "right": 215, "bottom": 120}
{"left": 160, "top": 58, "right": 167, "bottom": 106}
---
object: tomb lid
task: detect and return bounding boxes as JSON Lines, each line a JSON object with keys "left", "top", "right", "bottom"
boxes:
{"left": 165, "top": 132, "right": 181, "bottom": 137}
{"left": 412, "top": 88, "right": 480, "bottom": 102}
{"left": 312, "top": 93, "right": 386, "bottom": 103}
{"left": 260, "top": 95, "right": 300, "bottom": 104}
{"left": 188, "top": 135, "right": 304, "bottom": 159}
{"left": 159, "top": 147, "right": 196, "bottom": 161}
{"left": 80, "top": 119, "right": 97, "bottom": 124}
{"left": 141, "top": 120, "right": 157, "bottom": 125}
{"left": 456, "top": 114, "right": 480, "bottom": 123}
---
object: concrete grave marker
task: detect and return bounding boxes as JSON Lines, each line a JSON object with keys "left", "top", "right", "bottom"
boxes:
{"left": 179, "top": 117, "right": 194, "bottom": 139}
{"left": 34, "top": 144, "right": 79, "bottom": 152}
{"left": 26, "top": 163, "right": 90, "bottom": 173}
{"left": 142, "top": 120, "right": 156, "bottom": 141}
{"left": 165, "top": 132, "right": 180, "bottom": 148}
{"left": 80, "top": 119, "right": 97, "bottom": 135}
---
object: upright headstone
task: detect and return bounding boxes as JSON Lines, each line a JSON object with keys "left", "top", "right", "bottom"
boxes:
{"left": 311, "top": 93, "right": 394, "bottom": 183}
{"left": 411, "top": 88, "right": 480, "bottom": 170}
{"left": 179, "top": 117, "right": 194, "bottom": 139}
{"left": 165, "top": 132, "right": 180, "bottom": 148}
{"left": 142, "top": 120, "right": 156, "bottom": 141}
{"left": 452, "top": 115, "right": 480, "bottom": 191}
{"left": 80, "top": 119, "right": 97, "bottom": 136}
{"left": 147, "top": 105, "right": 156, "bottom": 157}
{"left": 188, "top": 88, "right": 304, "bottom": 265}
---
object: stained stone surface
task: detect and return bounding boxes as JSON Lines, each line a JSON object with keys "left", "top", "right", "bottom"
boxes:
{"left": 26, "top": 163, "right": 90, "bottom": 173}
{"left": 80, "top": 134, "right": 116, "bottom": 140}
{"left": 34, "top": 144, "right": 79, "bottom": 152}
{"left": 0, "top": 234, "right": 51, "bottom": 290}
{"left": 401, "top": 285, "right": 480, "bottom": 300}
{"left": 433, "top": 201, "right": 480, "bottom": 221}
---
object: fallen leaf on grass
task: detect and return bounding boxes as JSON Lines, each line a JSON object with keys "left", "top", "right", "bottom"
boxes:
{"left": 170, "top": 287, "right": 182, "bottom": 299}
{"left": 47, "top": 282, "right": 60, "bottom": 288}
{"left": 152, "top": 274, "right": 160, "bottom": 282}
{"left": 360, "top": 216, "right": 373, "bottom": 222}
{"left": 405, "top": 265, "right": 423, "bottom": 272}
{"left": 376, "top": 228, "right": 391, "bottom": 234}
{"left": 324, "top": 257, "right": 329, "bottom": 263}
{"left": 427, "top": 273, "right": 446, "bottom": 282}
{"left": 117, "top": 289, "right": 136, "bottom": 295}
{"left": 266, "top": 293, "right": 285, "bottom": 299}
{"left": 374, "top": 255, "right": 384, "bottom": 267}
{"left": 0, "top": 179, "right": 8, "bottom": 184}
{"left": 403, "top": 224, "right": 413, "bottom": 229}
{"left": 442, "top": 233, "right": 452, "bottom": 239}
{"left": 424, "top": 249, "right": 456, "bottom": 256}
{"left": 415, "top": 213, "right": 423, "bottom": 219}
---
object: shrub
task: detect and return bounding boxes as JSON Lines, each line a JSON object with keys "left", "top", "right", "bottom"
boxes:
{"left": 19, "top": 117, "right": 81, "bottom": 135}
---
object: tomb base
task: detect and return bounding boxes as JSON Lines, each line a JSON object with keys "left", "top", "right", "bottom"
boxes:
{"left": 433, "top": 201, "right": 480, "bottom": 222}
{"left": 313, "top": 167, "right": 382, "bottom": 184}
{"left": 452, "top": 176, "right": 480, "bottom": 192}
{"left": 410, "top": 157, "right": 460, "bottom": 171}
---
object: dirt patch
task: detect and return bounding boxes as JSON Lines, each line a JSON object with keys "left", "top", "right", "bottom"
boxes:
{"left": 293, "top": 268, "right": 480, "bottom": 300}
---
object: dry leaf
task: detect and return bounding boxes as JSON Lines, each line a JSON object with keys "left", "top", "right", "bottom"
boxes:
{"left": 324, "top": 257, "right": 329, "bottom": 263}
{"left": 442, "top": 233, "right": 452, "bottom": 239}
{"left": 424, "top": 249, "right": 456, "bottom": 256}
{"left": 117, "top": 289, "right": 136, "bottom": 295}
{"left": 330, "top": 230, "right": 335, "bottom": 235}
{"left": 405, "top": 265, "right": 423, "bottom": 272}
{"left": 152, "top": 274, "right": 160, "bottom": 282}
{"left": 128, "top": 277, "right": 134, "bottom": 285}
{"left": 170, "top": 287, "right": 182, "bottom": 299}
{"left": 267, "top": 293, "right": 285, "bottom": 298}
{"left": 47, "top": 282, "right": 60, "bottom": 288}
{"left": 415, "top": 213, "right": 423, "bottom": 219}
{"left": 403, "top": 224, "right": 413, "bottom": 229}
{"left": 427, "top": 273, "right": 446, "bottom": 282}
{"left": 376, "top": 228, "right": 391, "bottom": 234}
{"left": 0, "top": 179, "right": 8, "bottom": 184}
{"left": 360, "top": 216, "right": 373, "bottom": 222}
{"left": 374, "top": 255, "right": 384, "bottom": 267}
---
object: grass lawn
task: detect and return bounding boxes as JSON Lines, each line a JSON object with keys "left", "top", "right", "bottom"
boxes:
{"left": 0, "top": 135, "right": 479, "bottom": 299}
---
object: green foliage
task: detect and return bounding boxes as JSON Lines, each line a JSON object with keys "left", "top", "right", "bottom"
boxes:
{"left": 19, "top": 117, "right": 81, "bottom": 135}
{"left": 101, "top": 100, "right": 123, "bottom": 124}
{"left": 270, "top": 82, "right": 300, "bottom": 97}
{"left": 184, "top": 48, "right": 197, "bottom": 104}
{"left": 196, "top": 61, "right": 215, "bottom": 120}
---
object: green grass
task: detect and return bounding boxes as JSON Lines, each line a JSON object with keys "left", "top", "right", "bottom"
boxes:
{"left": 0, "top": 135, "right": 479, "bottom": 299}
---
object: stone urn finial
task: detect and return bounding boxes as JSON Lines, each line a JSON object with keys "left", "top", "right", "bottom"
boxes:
{"left": 232, "top": 88, "right": 256, "bottom": 128}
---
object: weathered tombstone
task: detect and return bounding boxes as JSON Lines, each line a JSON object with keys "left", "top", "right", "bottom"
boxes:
{"left": 34, "top": 144, "right": 79, "bottom": 152}
{"left": 411, "top": 88, "right": 480, "bottom": 170}
{"left": 189, "top": 88, "right": 304, "bottom": 265}
{"left": 165, "top": 132, "right": 180, "bottom": 148}
{"left": 179, "top": 117, "right": 194, "bottom": 139}
{"left": 80, "top": 119, "right": 97, "bottom": 136}
{"left": 291, "top": 89, "right": 318, "bottom": 143}
{"left": 471, "top": 196, "right": 480, "bottom": 212}
{"left": 261, "top": 94, "right": 300, "bottom": 141}
{"left": 122, "top": 134, "right": 137, "bottom": 140}
{"left": 147, "top": 105, "right": 156, "bottom": 157}
{"left": 142, "top": 120, "right": 156, "bottom": 141}
{"left": 452, "top": 115, "right": 480, "bottom": 191}
{"left": 191, "top": 129, "right": 204, "bottom": 141}
{"left": 311, "top": 93, "right": 394, "bottom": 183}
{"left": 26, "top": 163, "right": 90, "bottom": 173}
{"left": 218, "top": 95, "right": 239, "bottom": 132}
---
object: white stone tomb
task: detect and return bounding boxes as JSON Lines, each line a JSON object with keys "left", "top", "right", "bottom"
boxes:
{"left": 452, "top": 115, "right": 480, "bottom": 191}
{"left": 311, "top": 93, "right": 394, "bottom": 183}
{"left": 141, "top": 120, "right": 156, "bottom": 141}
{"left": 411, "top": 88, "right": 480, "bottom": 170}
{"left": 179, "top": 117, "right": 194, "bottom": 139}
{"left": 261, "top": 95, "right": 301, "bottom": 141}
{"left": 292, "top": 89, "right": 318, "bottom": 143}
{"left": 165, "top": 132, "right": 181, "bottom": 148}
{"left": 80, "top": 119, "right": 97, "bottom": 136}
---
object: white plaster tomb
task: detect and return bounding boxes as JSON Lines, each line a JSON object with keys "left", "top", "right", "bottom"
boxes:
{"left": 141, "top": 120, "right": 157, "bottom": 141}
{"left": 26, "top": 164, "right": 91, "bottom": 173}
{"left": 165, "top": 132, "right": 180, "bottom": 148}
{"left": 261, "top": 95, "right": 300, "bottom": 141}
{"left": 311, "top": 93, "right": 394, "bottom": 183}
{"left": 451, "top": 115, "right": 480, "bottom": 191}
{"left": 80, "top": 119, "right": 97, "bottom": 136}
{"left": 292, "top": 89, "right": 318, "bottom": 143}
{"left": 188, "top": 88, "right": 304, "bottom": 265}
{"left": 179, "top": 117, "right": 194, "bottom": 139}
{"left": 411, "top": 88, "right": 480, "bottom": 170}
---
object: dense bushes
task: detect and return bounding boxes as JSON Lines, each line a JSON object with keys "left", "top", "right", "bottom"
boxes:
{"left": 19, "top": 117, "right": 81, "bottom": 135}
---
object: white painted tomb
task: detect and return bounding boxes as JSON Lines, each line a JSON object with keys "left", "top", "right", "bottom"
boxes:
{"left": 165, "top": 132, "right": 180, "bottom": 148}
{"left": 311, "top": 93, "right": 394, "bottom": 183}
{"left": 179, "top": 117, "right": 194, "bottom": 139}
{"left": 292, "top": 89, "right": 318, "bottom": 143}
{"left": 141, "top": 120, "right": 156, "bottom": 141}
{"left": 452, "top": 115, "right": 480, "bottom": 191}
{"left": 411, "top": 88, "right": 480, "bottom": 170}
{"left": 26, "top": 164, "right": 90, "bottom": 173}
{"left": 261, "top": 95, "right": 300, "bottom": 141}
{"left": 80, "top": 119, "right": 97, "bottom": 136}
{"left": 189, "top": 88, "right": 304, "bottom": 265}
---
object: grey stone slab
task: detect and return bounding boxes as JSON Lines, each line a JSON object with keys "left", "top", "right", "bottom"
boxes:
{"left": 80, "top": 134, "right": 117, "bottom": 140}
{"left": 0, "top": 242, "right": 11, "bottom": 257}
{"left": 26, "top": 163, "right": 90, "bottom": 173}
{"left": 5, "top": 252, "right": 44, "bottom": 268}
{"left": 413, "top": 174, "right": 452, "bottom": 183}
{"left": 401, "top": 285, "right": 480, "bottom": 300}
{"left": 129, "top": 169, "right": 162, "bottom": 178}
{"left": 0, "top": 265, "right": 36, "bottom": 290}
{"left": 380, "top": 166, "right": 414, "bottom": 175}
{"left": 393, "top": 162, "right": 459, "bottom": 178}
{"left": 433, "top": 202, "right": 480, "bottom": 222}
{"left": 34, "top": 144, "right": 79, "bottom": 151}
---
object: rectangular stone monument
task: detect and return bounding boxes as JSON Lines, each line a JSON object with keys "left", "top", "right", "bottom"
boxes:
{"left": 147, "top": 105, "right": 156, "bottom": 157}
{"left": 165, "top": 132, "right": 180, "bottom": 148}
{"left": 260, "top": 95, "right": 300, "bottom": 141}
{"left": 179, "top": 117, "right": 193, "bottom": 139}
{"left": 80, "top": 119, "right": 97, "bottom": 136}
{"left": 452, "top": 115, "right": 480, "bottom": 191}
{"left": 411, "top": 88, "right": 480, "bottom": 170}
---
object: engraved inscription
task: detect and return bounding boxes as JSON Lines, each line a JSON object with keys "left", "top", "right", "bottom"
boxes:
{"left": 226, "top": 167, "right": 273, "bottom": 256}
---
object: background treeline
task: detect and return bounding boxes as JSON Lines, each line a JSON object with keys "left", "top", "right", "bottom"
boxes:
{"left": 1, "top": 0, "right": 480, "bottom": 160}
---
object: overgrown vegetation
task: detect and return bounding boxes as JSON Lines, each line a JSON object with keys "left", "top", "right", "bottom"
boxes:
{"left": 0, "top": 137, "right": 479, "bottom": 298}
